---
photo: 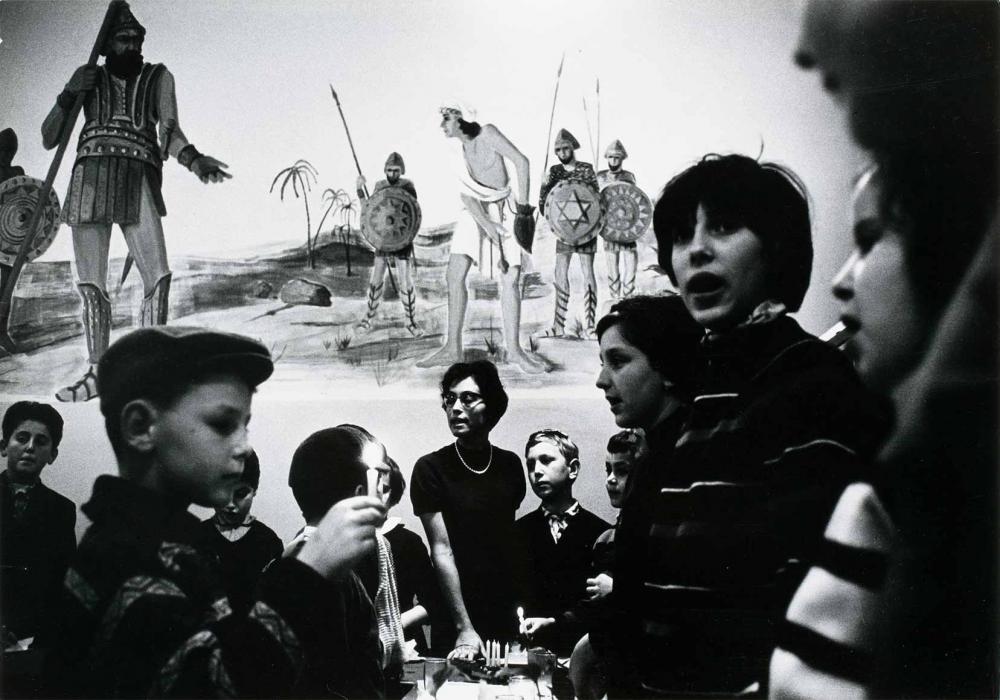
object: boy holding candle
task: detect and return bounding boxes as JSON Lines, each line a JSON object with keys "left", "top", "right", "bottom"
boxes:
{"left": 517, "top": 429, "right": 610, "bottom": 656}
{"left": 39, "top": 327, "right": 387, "bottom": 697}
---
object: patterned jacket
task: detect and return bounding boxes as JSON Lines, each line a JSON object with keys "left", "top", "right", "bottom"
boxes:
{"left": 41, "top": 475, "right": 383, "bottom": 698}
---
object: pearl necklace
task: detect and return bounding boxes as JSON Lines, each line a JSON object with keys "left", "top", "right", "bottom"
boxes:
{"left": 454, "top": 441, "right": 493, "bottom": 474}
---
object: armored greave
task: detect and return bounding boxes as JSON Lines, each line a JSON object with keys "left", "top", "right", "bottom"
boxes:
{"left": 358, "top": 281, "right": 384, "bottom": 329}
{"left": 401, "top": 288, "right": 422, "bottom": 336}
{"left": 139, "top": 273, "right": 171, "bottom": 327}
{"left": 608, "top": 272, "right": 622, "bottom": 301}
{"left": 584, "top": 285, "right": 598, "bottom": 333}
{"left": 78, "top": 283, "right": 111, "bottom": 364}
{"left": 551, "top": 284, "right": 569, "bottom": 335}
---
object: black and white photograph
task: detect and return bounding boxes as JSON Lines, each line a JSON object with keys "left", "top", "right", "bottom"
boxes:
{"left": 0, "top": 0, "right": 996, "bottom": 697}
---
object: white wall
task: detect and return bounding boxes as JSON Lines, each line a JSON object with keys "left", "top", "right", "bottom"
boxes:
{"left": 5, "top": 394, "right": 622, "bottom": 545}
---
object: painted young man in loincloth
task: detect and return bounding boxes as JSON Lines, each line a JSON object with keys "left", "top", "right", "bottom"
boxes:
{"left": 417, "top": 103, "right": 544, "bottom": 374}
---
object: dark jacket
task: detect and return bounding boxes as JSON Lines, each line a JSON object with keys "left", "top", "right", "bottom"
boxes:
{"left": 1, "top": 470, "right": 76, "bottom": 640}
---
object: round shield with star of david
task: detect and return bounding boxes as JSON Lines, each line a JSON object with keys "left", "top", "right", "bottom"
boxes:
{"left": 599, "top": 181, "right": 653, "bottom": 244}
{"left": 0, "top": 176, "right": 61, "bottom": 266}
{"left": 544, "top": 180, "right": 604, "bottom": 246}
{"left": 360, "top": 185, "right": 422, "bottom": 253}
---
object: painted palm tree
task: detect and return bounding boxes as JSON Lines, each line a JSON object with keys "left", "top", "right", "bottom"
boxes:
{"left": 338, "top": 194, "right": 361, "bottom": 276}
{"left": 270, "top": 159, "right": 319, "bottom": 268}
{"left": 317, "top": 187, "right": 350, "bottom": 248}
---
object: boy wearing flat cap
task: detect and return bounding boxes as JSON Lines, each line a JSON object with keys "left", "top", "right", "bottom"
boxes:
{"left": 40, "top": 326, "right": 387, "bottom": 698}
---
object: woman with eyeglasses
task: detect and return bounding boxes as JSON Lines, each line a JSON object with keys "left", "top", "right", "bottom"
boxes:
{"left": 410, "top": 360, "right": 527, "bottom": 661}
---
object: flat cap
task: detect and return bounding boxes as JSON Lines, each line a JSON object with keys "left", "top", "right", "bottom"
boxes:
{"left": 98, "top": 326, "right": 273, "bottom": 416}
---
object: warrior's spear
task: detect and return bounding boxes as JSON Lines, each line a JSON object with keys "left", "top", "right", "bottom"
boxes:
{"left": 330, "top": 85, "right": 369, "bottom": 199}
{"left": 541, "top": 52, "right": 566, "bottom": 177}
{"left": 583, "top": 97, "right": 597, "bottom": 167}
{"left": 596, "top": 78, "right": 601, "bottom": 163}
{"left": 0, "top": 0, "right": 121, "bottom": 353}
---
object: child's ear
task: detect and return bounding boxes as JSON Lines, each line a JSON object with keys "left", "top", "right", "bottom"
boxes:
{"left": 568, "top": 458, "right": 581, "bottom": 481}
{"left": 121, "top": 399, "right": 158, "bottom": 454}
{"left": 48, "top": 446, "right": 59, "bottom": 463}
{"left": 354, "top": 484, "right": 365, "bottom": 497}
{"left": 0, "top": 439, "right": 7, "bottom": 457}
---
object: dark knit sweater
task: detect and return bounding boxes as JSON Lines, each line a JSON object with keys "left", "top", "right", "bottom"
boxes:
{"left": 628, "top": 315, "right": 887, "bottom": 697}
{"left": 195, "top": 518, "right": 283, "bottom": 615}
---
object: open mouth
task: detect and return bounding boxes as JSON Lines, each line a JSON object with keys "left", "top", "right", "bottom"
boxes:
{"left": 840, "top": 315, "right": 861, "bottom": 334}
{"left": 686, "top": 272, "right": 726, "bottom": 296}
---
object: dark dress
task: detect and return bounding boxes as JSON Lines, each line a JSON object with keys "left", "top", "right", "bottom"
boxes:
{"left": 411, "top": 443, "right": 527, "bottom": 646}
{"left": 0, "top": 470, "right": 76, "bottom": 640}
{"left": 515, "top": 505, "right": 611, "bottom": 655}
{"left": 195, "top": 518, "right": 283, "bottom": 615}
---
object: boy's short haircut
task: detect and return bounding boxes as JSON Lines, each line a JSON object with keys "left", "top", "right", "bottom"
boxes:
{"left": 2, "top": 401, "right": 64, "bottom": 449}
{"left": 288, "top": 424, "right": 385, "bottom": 522}
{"left": 525, "top": 428, "right": 579, "bottom": 465}
{"left": 241, "top": 449, "right": 261, "bottom": 490}
{"left": 440, "top": 360, "right": 508, "bottom": 430}
{"left": 386, "top": 456, "right": 405, "bottom": 508}
{"left": 97, "top": 327, "right": 273, "bottom": 455}
{"left": 607, "top": 430, "right": 642, "bottom": 462}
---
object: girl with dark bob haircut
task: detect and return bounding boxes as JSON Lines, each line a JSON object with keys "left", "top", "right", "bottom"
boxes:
{"left": 653, "top": 153, "right": 813, "bottom": 313}
{"left": 610, "top": 155, "right": 888, "bottom": 696}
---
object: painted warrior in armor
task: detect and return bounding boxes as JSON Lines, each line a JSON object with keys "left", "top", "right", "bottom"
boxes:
{"left": 41, "top": 2, "right": 230, "bottom": 402}
{"left": 355, "top": 152, "right": 422, "bottom": 336}
{"left": 539, "top": 129, "right": 600, "bottom": 337}
{"left": 596, "top": 139, "right": 638, "bottom": 301}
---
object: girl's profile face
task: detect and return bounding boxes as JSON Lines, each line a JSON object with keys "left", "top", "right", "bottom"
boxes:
{"left": 833, "top": 168, "right": 927, "bottom": 394}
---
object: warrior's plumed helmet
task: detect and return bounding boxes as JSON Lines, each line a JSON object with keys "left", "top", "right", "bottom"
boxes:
{"left": 554, "top": 129, "right": 580, "bottom": 150}
{"left": 384, "top": 152, "right": 405, "bottom": 174}
{"left": 605, "top": 139, "right": 628, "bottom": 160}
{"left": 101, "top": 1, "right": 146, "bottom": 56}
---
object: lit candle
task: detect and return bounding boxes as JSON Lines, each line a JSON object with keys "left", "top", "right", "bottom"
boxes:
{"left": 517, "top": 606, "right": 525, "bottom": 634}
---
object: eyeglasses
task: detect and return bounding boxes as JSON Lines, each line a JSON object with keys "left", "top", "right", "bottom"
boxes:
{"left": 441, "top": 391, "right": 484, "bottom": 409}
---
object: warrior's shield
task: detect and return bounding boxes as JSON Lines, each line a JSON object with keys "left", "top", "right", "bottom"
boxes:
{"left": 599, "top": 181, "right": 652, "bottom": 244}
{"left": 544, "top": 180, "right": 603, "bottom": 246}
{"left": 360, "top": 186, "right": 422, "bottom": 253}
{"left": 0, "top": 176, "right": 61, "bottom": 266}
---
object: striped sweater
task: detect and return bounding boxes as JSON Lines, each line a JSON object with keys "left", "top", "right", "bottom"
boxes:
{"left": 630, "top": 316, "right": 888, "bottom": 697}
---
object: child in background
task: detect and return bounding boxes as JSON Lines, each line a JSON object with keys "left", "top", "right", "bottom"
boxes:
{"left": 285, "top": 424, "right": 393, "bottom": 698}
{"left": 196, "top": 449, "right": 282, "bottom": 615}
{"left": 0, "top": 401, "right": 75, "bottom": 645}
{"left": 381, "top": 456, "right": 443, "bottom": 656}
{"left": 517, "top": 429, "right": 611, "bottom": 656}
{"left": 570, "top": 429, "right": 645, "bottom": 700}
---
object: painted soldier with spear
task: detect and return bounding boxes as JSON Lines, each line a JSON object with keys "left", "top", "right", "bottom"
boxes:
{"left": 355, "top": 152, "right": 423, "bottom": 336}
{"left": 539, "top": 129, "right": 601, "bottom": 337}
{"left": 597, "top": 139, "right": 639, "bottom": 301}
{"left": 42, "top": 1, "right": 231, "bottom": 402}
